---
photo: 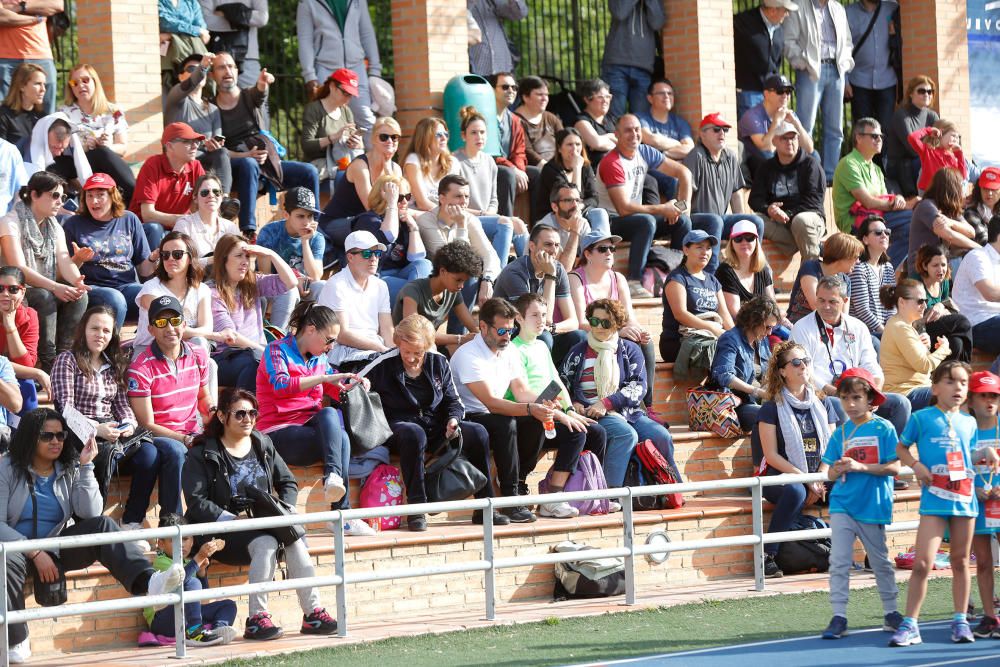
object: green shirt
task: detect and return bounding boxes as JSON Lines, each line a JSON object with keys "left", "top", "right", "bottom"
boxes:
{"left": 324, "top": 0, "right": 349, "bottom": 31}
{"left": 504, "top": 336, "right": 572, "bottom": 409}
{"left": 831, "top": 148, "right": 887, "bottom": 232}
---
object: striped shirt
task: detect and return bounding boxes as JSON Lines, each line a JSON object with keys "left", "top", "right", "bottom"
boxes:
{"left": 256, "top": 334, "right": 341, "bottom": 433}
{"left": 51, "top": 351, "right": 136, "bottom": 427}
{"left": 579, "top": 348, "right": 599, "bottom": 402}
{"left": 127, "top": 342, "right": 208, "bottom": 435}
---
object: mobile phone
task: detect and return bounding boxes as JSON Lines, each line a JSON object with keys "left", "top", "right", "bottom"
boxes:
{"left": 62, "top": 197, "right": 78, "bottom": 212}
{"left": 536, "top": 380, "right": 562, "bottom": 404}
{"left": 214, "top": 135, "right": 225, "bottom": 143}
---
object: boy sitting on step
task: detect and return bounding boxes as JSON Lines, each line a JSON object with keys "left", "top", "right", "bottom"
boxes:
{"left": 140, "top": 514, "right": 238, "bottom": 647}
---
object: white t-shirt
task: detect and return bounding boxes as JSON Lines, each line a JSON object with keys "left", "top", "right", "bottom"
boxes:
{"left": 174, "top": 212, "right": 241, "bottom": 266}
{"left": 404, "top": 153, "right": 444, "bottom": 209}
{"left": 595, "top": 144, "right": 664, "bottom": 213}
{"left": 132, "top": 279, "right": 212, "bottom": 349}
{"left": 450, "top": 334, "right": 525, "bottom": 414}
{"left": 318, "top": 269, "right": 390, "bottom": 365}
{"left": 954, "top": 243, "right": 1000, "bottom": 326}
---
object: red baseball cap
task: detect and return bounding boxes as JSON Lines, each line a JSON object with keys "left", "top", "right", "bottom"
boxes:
{"left": 980, "top": 167, "right": 1000, "bottom": 191}
{"left": 699, "top": 112, "right": 732, "bottom": 130}
{"left": 161, "top": 122, "right": 205, "bottom": 145}
{"left": 835, "top": 367, "right": 886, "bottom": 407}
{"left": 970, "top": 371, "right": 1000, "bottom": 394}
{"left": 82, "top": 173, "right": 117, "bottom": 190}
{"left": 329, "top": 68, "right": 360, "bottom": 97}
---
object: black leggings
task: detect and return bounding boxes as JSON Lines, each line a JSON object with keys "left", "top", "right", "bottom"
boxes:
{"left": 49, "top": 148, "right": 136, "bottom": 204}
{"left": 925, "top": 312, "right": 973, "bottom": 363}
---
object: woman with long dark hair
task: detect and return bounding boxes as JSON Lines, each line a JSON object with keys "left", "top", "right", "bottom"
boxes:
{"left": 0, "top": 267, "right": 46, "bottom": 415}
{"left": 849, "top": 215, "right": 896, "bottom": 339}
{"left": 908, "top": 168, "right": 978, "bottom": 273}
{"left": 535, "top": 127, "right": 610, "bottom": 231}
{"left": 183, "top": 389, "right": 339, "bottom": 642}
{"left": 0, "top": 408, "right": 184, "bottom": 661}
{"left": 0, "top": 63, "right": 46, "bottom": 145}
{"left": 963, "top": 167, "right": 1000, "bottom": 246}
{"left": 911, "top": 243, "right": 972, "bottom": 363}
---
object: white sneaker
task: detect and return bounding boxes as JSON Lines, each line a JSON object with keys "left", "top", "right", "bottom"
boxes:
{"left": 120, "top": 521, "right": 151, "bottom": 552}
{"left": 343, "top": 520, "right": 377, "bottom": 537}
{"left": 9, "top": 638, "right": 30, "bottom": 664}
{"left": 213, "top": 624, "right": 238, "bottom": 645}
{"left": 608, "top": 501, "right": 623, "bottom": 514}
{"left": 324, "top": 473, "right": 347, "bottom": 503}
{"left": 147, "top": 563, "right": 185, "bottom": 610}
{"left": 538, "top": 501, "right": 580, "bottom": 519}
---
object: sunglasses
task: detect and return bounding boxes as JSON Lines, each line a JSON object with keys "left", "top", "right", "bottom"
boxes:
{"left": 593, "top": 244, "right": 617, "bottom": 254}
{"left": 0, "top": 285, "right": 24, "bottom": 295}
{"left": 860, "top": 132, "right": 884, "bottom": 140}
{"left": 588, "top": 316, "right": 612, "bottom": 329}
{"left": 397, "top": 193, "right": 413, "bottom": 204}
{"left": 500, "top": 84, "right": 519, "bottom": 92}
{"left": 152, "top": 315, "right": 184, "bottom": 328}
{"left": 916, "top": 87, "right": 935, "bottom": 95}
{"left": 324, "top": 336, "right": 337, "bottom": 345}
{"left": 378, "top": 133, "right": 401, "bottom": 143}
{"left": 69, "top": 76, "right": 92, "bottom": 87}
{"left": 904, "top": 296, "right": 929, "bottom": 306}
{"left": 493, "top": 326, "right": 515, "bottom": 337}
{"left": 230, "top": 409, "right": 259, "bottom": 421}
{"left": 38, "top": 430, "right": 68, "bottom": 443}
{"left": 782, "top": 357, "right": 811, "bottom": 368}
{"left": 171, "top": 138, "right": 203, "bottom": 147}
{"left": 351, "top": 249, "right": 384, "bottom": 259}
{"left": 706, "top": 126, "right": 729, "bottom": 134}
{"left": 435, "top": 131, "right": 449, "bottom": 139}
{"left": 199, "top": 188, "right": 222, "bottom": 197}
{"left": 47, "top": 191, "right": 67, "bottom": 202}
{"left": 162, "top": 249, "right": 189, "bottom": 261}
{"left": 558, "top": 197, "right": 584, "bottom": 205}
{"left": 868, "top": 228, "right": 890, "bottom": 237}
{"left": 732, "top": 234, "right": 756, "bottom": 244}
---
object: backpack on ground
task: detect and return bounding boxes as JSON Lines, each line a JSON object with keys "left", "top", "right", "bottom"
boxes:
{"left": 775, "top": 514, "right": 831, "bottom": 574}
{"left": 539, "top": 451, "right": 609, "bottom": 515}
{"left": 358, "top": 464, "right": 404, "bottom": 531}
{"left": 624, "top": 456, "right": 665, "bottom": 511}
{"left": 634, "top": 439, "right": 684, "bottom": 509}
{"left": 551, "top": 540, "right": 626, "bottom": 600}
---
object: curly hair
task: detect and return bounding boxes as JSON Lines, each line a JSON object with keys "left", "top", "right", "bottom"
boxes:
{"left": 734, "top": 296, "right": 781, "bottom": 332}
{"left": 431, "top": 240, "right": 484, "bottom": 278}
{"left": 7, "top": 409, "right": 75, "bottom": 483}
{"left": 914, "top": 244, "right": 951, "bottom": 282}
{"left": 586, "top": 298, "right": 628, "bottom": 330}
{"left": 762, "top": 341, "right": 809, "bottom": 402}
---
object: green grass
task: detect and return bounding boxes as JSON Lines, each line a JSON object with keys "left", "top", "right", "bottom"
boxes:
{"left": 223, "top": 577, "right": 967, "bottom": 667}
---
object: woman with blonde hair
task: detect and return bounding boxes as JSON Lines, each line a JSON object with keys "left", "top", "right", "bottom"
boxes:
{"left": 715, "top": 219, "right": 781, "bottom": 319}
{"left": 403, "top": 116, "right": 456, "bottom": 212}
{"left": 0, "top": 63, "right": 46, "bottom": 145}
{"left": 320, "top": 116, "right": 403, "bottom": 223}
{"left": 786, "top": 232, "right": 863, "bottom": 323}
{"left": 58, "top": 64, "right": 136, "bottom": 203}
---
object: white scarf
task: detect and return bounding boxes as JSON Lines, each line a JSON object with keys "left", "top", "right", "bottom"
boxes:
{"left": 25, "top": 112, "right": 92, "bottom": 180}
{"left": 587, "top": 331, "right": 620, "bottom": 400}
{"left": 776, "top": 386, "right": 832, "bottom": 474}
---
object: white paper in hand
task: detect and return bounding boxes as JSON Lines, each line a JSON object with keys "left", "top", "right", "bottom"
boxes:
{"left": 64, "top": 405, "right": 97, "bottom": 444}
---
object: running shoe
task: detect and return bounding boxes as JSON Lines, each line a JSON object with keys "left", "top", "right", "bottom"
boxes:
{"left": 952, "top": 619, "right": 975, "bottom": 643}
{"left": 538, "top": 501, "right": 579, "bottom": 519}
{"left": 763, "top": 553, "right": 783, "bottom": 579}
{"left": 301, "top": 607, "right": 338, "bottom": 635}
{"left": 821, "top": 615, "right": 847, "bottom": 639}
{"left": 973, "top": 615, "right": 999, "bottom": 638}
{"left": 889, "top": 619, "right": 921, "bottom": 647}
{"left": 185, "top": 625, "right": 225, "bottom": 647}
{"left": 244, "top": 611, "right": 283, "bottom": 641}
{"left": 324, "top": 472, "right": 346, "bottom": 503}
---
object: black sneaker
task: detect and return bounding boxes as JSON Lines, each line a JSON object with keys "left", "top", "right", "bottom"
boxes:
{"left": 502, "top": 506, "right": 537, "bottom": 523}
{"left": 974, "top": 615, "right": 1000, "bottom": 638}
{"left": 407, "top": 513, "right": 428, "bottom": 532}
{"left": 185, "top": 625, "right": 225, "bottom": 647}
{"left": 472, "top": 509, "right": 511, "bottom": 526}
{"left": 893, "top": 478, "right": 909, "bottom": 490}
{"left": 822, "top": 615, "right": 847, "bottom": 639}
{"left": 301, "top": 607, "right": 337, "bottom": 635}
{"left": 244, "top": 612, "right": 283, "bottom": 640}
{"left": 764, "top": 553, "right": 783, "bottom": 579}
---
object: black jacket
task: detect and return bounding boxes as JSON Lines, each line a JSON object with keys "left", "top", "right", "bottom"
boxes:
{"left": 963, "top": 204, "right": 992, "bottom": 247}
{"left": 182, "top": 431, "right": 298, "bottom": 524}
{"left": 363, "top": 348, "right": 464, "bottom": 432}
{"left": 748, "top": 148, "right": 826, "bottom": 221}
{"left": 733, "top": 8, "right": 783, "bottom": 92}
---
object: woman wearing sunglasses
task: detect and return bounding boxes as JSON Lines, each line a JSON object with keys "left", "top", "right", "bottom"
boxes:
{"left": 0, "top": 408, "right": 185, "bottom": 663}
{"left": 911, "top": 244, "right": 972, "bottom": 363}
{"left": 59, "top": 63, "right": 137, "bottom": 204}
{"left": 320, "top": 116, "right": 403, "bottom": 224}
{"left": 301, "top": 68, "right": 364, "bottom": 183}
{"left": 0, "top": 171, "right": 88, "bottom": 373}
{"left": 754, "top": 341, "right": 838, "bottom": 579}
{"left": 403, "top": 117, "right": 456, "bottom": 213}
{"left": 211, "top": 234, "right": 297, "bottom": 391}
{"left": 848, "top": 215, "right": 897, "bottom": 341}
{"left": 886, "top": 75, "right": 939, "bottom": 199}
{"left": 879, "top": 280, "right": 951, "bottom": 411}
{"left": 0, "top": 267, "right": 47, "bottom": 416}
{"left": 256, "top": 302, "right": 374, "bottom": 536}
{"left": 563, "top": 298, "right": 680, "bottom": 489}
{"left": 174, "top": 174, "right": 241, "bottom": 268}
{"left": 350, "top": 173, "right": 430, "bottom": 304}
{"left": 716, "top": 220, "right": 783, "bottom": 323}
{"left": 0, "top": 63, "right": 45, "bottom": 146}
{"left": 184, "top": 388, "right": 340, "bottom": 641}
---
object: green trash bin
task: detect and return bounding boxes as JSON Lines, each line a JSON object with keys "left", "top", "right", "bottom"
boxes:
{"left": 443, "top": 74, "right": 501, "bottom": 156}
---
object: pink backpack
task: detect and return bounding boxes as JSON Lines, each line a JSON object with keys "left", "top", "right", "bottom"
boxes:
{"left": 358, "top": 464, "right": 404, "bottom": 531}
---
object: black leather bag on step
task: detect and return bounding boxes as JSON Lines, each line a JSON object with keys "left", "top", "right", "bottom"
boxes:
{"left": 244, "top": 483, "right": 305, "bottom": 546}
{"left": 339, "top": 385, "right": 393, "bottom": 455}
{"left": 425, "top": 432, "right": 487, "bottom": 504}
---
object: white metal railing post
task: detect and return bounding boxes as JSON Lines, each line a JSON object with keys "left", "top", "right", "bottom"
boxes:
{"left": 483, "top": 498, "right": 496, "bottom": 621}
{"left": 171, "top": 525, "right": 186, "bottom": 659}
{"left": 1, "top": 543, "right": 8, "bottom": 667}
{"left": 622, "top": 488, "right": 636, "bottom": 606}
{"left": 333, "top": 512, "right": 347, "bottom": 637}
{"left": 752, "top": 479, "right": 764, "bottom": 592}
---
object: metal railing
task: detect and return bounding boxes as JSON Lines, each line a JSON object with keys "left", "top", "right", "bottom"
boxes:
{"left": 0, "top": 469, "right": 918, "bottom": 665}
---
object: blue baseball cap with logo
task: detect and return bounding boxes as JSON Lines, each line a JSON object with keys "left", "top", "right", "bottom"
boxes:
{"left": 682, "top": 229, "right": 719, "bottom": 247}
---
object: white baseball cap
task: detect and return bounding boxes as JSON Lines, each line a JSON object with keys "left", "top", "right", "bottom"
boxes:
{"left": 730, "top": 220, "right": 759, "bottom": 239}
{"left": 344, "top": 230, "right": 387, "bottom": 253}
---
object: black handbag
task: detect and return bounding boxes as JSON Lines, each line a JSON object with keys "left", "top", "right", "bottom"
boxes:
{"left": 244, "top": 483, "right": 305, "bottom": 546}
{"left": 28, "top": 477, "right": 67, "bottom": 607}
{"left": 424, "top": 431, "right": 488, "bottom": 504}
{"left": 77, "top": 425, "right": 151, "bottom": 508}
{"left": 339, "top": 385, "right": 393, "bottom": 455}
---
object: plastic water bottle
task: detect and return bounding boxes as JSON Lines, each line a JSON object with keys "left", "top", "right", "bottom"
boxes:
{"left": 543, "top": 416, "right": 556, "bottom": 439}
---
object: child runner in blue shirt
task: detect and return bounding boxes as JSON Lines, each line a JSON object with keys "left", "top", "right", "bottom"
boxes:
{"left": 821, "top": 368, "right": 902, "bottom": 640}
{"left": 967, "top": 371, "right": 1000, "bottom": 638}
{"left": 891, "top": 361, "right": 999, "bottom": 647}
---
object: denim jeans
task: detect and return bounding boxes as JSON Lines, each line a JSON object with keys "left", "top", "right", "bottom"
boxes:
{"left": 17, "top": 379, "right": 37, "bottom": 419}
{"left": 598, "top": 414, "right": 678, "bottom": 488}
{"left": 88, "top": 283, "right": 144, "bottom": 330}
{"left": 601, "top": 64, "right": 651, "bottom": 120}
{"left": 610, "top": 213, "right": 693, "bottom": 281}
{"left": 762, "top": 479, "right": 807, "bottom": 556}
{"left": 688, "top": 213, "right": 725, "bottom": 273}
{"left": 143, "top": 222, "right": 166, "bottom": 252}
{"left": 266, "top": 280, "right": 326, "bottom": 331}
{"left": 269, "top": 407, "right": 351, "bottom": 507}
{"left": 382, "top": 259, "right": 433, "bottom": 305}
{"left": 850, "top": 86, "right": 896, "bottom": 154}
{"left": 118, "top": 437, "right": 186, "bottom": 524}
{"left": 231, "top": 158, "right": 320, "bottom": 232}
{"left": 480, "top": 215, "right": 523, "bottom": 265}
{"left": 0, "top": 58, "right": 56, "bottom": 114}
{"left": 693, "top": 213, "right": 765, "bottom": 246}
{"left": 884, "top": 209, "right": 912, "bottom": 270}
{"left": 212, "top": 347, "right": 258, "bottom": 392}
{"left": 737, "top": 90, "right": 765, "bottom": 123}
{"left": 795, "top": 63, "right": 846, "bottom": 181}
{"left": 25, "top": 286, "right": 88, "bottom": 372}
{"left": 151, "top": 595, "right": 238, "bottom": 637}
{"left": 973, "top": 317, "right": 1000, "bottom": 355}
{"left": 906, "top": 386, "right": 934, "bottom": 412}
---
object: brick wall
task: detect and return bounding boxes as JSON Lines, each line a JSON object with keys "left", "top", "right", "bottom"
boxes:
{"left": 76, "top": 0, "right": 163, "bottom": 162}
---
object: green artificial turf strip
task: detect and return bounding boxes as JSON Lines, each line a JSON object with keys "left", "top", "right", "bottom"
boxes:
{"left": 223, "top": 577, "right": 969, "bottom": 667}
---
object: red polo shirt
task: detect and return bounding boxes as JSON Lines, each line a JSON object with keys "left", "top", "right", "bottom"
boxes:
{"left": 129, "top": 154, "right": 205, "bottom": 222}
{"left": 0, "top": 305, "right": 38, "bottom": 367}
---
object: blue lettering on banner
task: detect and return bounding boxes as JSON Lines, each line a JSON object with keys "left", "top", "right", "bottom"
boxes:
{"left": 969, "top": 1, "right": 1000, "bottom": 166}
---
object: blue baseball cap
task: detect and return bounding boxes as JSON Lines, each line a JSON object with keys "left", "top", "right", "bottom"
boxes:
{"left": 682, "top": 229, "right": 719, "bottom": 247}
{"left": 580, "top": 229, "right": 622, "bottom": 253}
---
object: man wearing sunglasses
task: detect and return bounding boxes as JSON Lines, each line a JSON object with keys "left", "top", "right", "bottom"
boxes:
{"left": 488, "top": 73, "right": 531, "bottom": 218}
{"left": 129, "top": 123, "right": 207, "bottom": 231}
{"left": 737, "top": 73, "right": 814, "bottom": 178}
{"left": 789, "top": 274, "right": 910, "bottom": 437}
{"left": 127, "top": 295, "right": 214, "bottom": 524}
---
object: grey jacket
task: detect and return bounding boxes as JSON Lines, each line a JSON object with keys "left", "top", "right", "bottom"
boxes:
{"left": 783, "top": 0, "right": 854, "bottom": 81}
{"left": 0, "top": 457, "right": 101, "bottom": 554}
{"left": 296, "top": 0, "right": 382, "bottom": 84}
{"left": 199, "top": 0, "right": 268, "bottom": 60}
{"left": 601, "top": 0, "right": 666, "bottom": 74}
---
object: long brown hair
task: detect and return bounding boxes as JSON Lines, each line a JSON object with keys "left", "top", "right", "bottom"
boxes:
{"left": 70, "top": 305, "right": 128, "bottom": 384}
{"left": 2, "top": 63, "right": 45, "bottom": 112}
{"left": 762, "top": 341, "right": 811, "bottom": 403}
{"left": 155, "top": 231, "right": 203, "bottom": 286}
{"left": 924, "top": 167, "right": 965, "bottom": 219}
{"left": 405, "top": 117, "right": 452, "bottom": 179}
{"left": 212, "top": 234, "right": 257, "bottom": 310}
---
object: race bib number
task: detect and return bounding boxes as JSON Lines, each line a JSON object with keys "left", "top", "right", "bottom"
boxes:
{"left": 929, "top": 464, "right": 974, "bottom": 502}
{"left": 844, "top": 437, "right": 880, "bottom": 465}
{"left": 986, "top": 499, "right": 1000, "bottom": 528}
{"left": 947, "top": 450, "right": 967, "bottom": 481}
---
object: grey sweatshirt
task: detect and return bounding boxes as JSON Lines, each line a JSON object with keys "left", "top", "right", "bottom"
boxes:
{"left": 601, "top": 0, "right": 666, "bottom": 74}
{"left": 296, "top": 0, "right": 382, "bottom": 84}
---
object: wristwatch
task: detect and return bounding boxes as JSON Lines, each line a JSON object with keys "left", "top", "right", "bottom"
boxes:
{"left": 19, "top": 1, "right": 27, "bottom": 13}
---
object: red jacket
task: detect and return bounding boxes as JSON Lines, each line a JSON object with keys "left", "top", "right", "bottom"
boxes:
{"left": 495, "top": 108, "right": 527, "bottom": 172}
{"left": 0, "top": 304, "right": 38, "bottom": 367}
{"left": 908, "top": 126, "right": 967, "bottom": 192}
